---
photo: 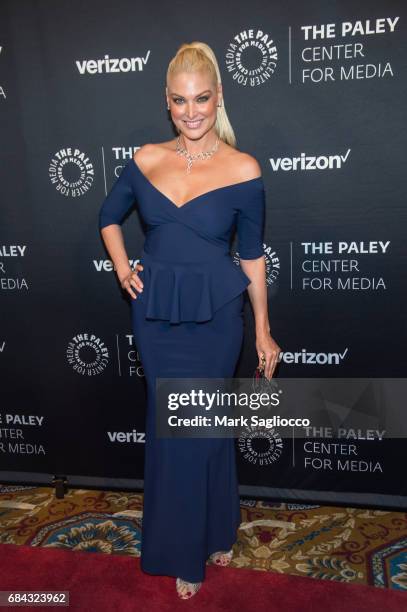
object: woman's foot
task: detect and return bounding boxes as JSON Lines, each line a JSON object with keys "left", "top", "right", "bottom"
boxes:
{"left": 209, "top": 548, "right": 234, "bottom": 566}
{"left": 176, "top": 577, "right": 202, "bottom": 599}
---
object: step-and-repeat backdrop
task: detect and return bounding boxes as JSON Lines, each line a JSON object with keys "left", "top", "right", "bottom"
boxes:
{"left": 1, "top": 1, "right": 406, "bottom": 508}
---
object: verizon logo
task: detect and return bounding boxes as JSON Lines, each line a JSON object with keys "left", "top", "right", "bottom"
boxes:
{"left": 76, "top": 51, "right": 151, "bottom": 75}
{"left": 280, "top": 348, "right": 349, "bottom": 365}
{"left": 269, "top": 148, "right": 351, "bottom": 171}
{"left": 107, "top": 430, "right": 145, "bottom": 443}
{"left": 93, "top": 259, "right": 140, "bottom": 272}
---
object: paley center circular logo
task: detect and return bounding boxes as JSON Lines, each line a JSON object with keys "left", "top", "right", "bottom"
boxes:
{"left": 238, "top": 426, "right": 283, "bottom": 466}
{"left": 226, "top": 29, "right": 278, "bottom": 86}
{"left": 66, "top": 333, "right": 109, "bottom": 376}
{"left": 233, "top": 243, "right": 280, "bottom": 287}
{"left": 49, "top": 148, "right": 95, "bottom": 197}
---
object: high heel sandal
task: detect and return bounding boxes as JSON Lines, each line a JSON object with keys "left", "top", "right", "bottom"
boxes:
{"left": 209, "top": 548, "right": 234, "bottom": 566}
{"left": 176, "top": 577, "right": 202, "bottom": 599}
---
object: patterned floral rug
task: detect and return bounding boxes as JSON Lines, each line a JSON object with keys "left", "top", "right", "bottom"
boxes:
{"left": 0, "top": 484, "right": 406, "bottom": 593}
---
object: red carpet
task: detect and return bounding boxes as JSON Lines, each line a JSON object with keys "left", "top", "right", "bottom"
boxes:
{"left": 0, "top": 543, "right": 406, "bottom": 611}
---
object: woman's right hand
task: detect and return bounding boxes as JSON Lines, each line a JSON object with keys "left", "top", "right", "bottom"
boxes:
{"left": 118, "top": 264, "right": 144, "bottom": 299}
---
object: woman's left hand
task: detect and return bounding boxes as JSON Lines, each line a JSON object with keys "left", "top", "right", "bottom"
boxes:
{"left": 256, "top": 331, "right": 281, "bottom": 380}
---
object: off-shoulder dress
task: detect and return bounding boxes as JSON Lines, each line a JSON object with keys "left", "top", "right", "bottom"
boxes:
{"left": 99, "top": 156, "right": 265, "bottom": 582}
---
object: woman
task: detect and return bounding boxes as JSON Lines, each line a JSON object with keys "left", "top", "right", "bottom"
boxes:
{"left": 99, "top": 41, "right": 281, "bottom": 599}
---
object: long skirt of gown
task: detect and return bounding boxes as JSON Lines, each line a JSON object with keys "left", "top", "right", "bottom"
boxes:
{"left": 131, "top": 288, "right": 244, "bottom": 583}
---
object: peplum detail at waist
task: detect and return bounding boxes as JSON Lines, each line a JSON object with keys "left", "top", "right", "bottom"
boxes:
{"left": 139, "top": 250, "right": 251, "bottom": 324}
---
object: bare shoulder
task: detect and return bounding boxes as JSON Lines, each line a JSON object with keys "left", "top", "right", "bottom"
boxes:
{"left": 133, "top": 141, "right": 174, "bottom": 171}
{"left": 234, "top": 151, "right": 262, "bottom": 181}
{"left": 223, "top": 147, "right": 262, "bottom": 182}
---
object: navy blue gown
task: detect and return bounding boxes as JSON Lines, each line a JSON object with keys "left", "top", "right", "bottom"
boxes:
{"left": 99, "top": 155, "right": 265, "bottom": 582}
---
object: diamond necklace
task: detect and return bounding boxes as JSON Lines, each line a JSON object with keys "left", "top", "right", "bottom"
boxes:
{"left": 175, "top": 135, "right": 220, "bottom": 173}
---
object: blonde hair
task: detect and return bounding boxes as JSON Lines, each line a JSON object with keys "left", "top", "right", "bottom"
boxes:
{"left": 166, "top": 41, "right": 237, "bottom": 148}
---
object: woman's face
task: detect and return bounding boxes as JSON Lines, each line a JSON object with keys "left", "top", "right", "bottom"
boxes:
{"left": 166, "top": 70, "right": 221, "bottom": 140}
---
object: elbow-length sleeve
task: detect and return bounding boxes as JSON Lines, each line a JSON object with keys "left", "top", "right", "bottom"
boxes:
{"left": 236, "top": 180, "right": 266, "bottom": 259}
{"left": 99, "top": 160, "right": 136, "bottom": 230}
